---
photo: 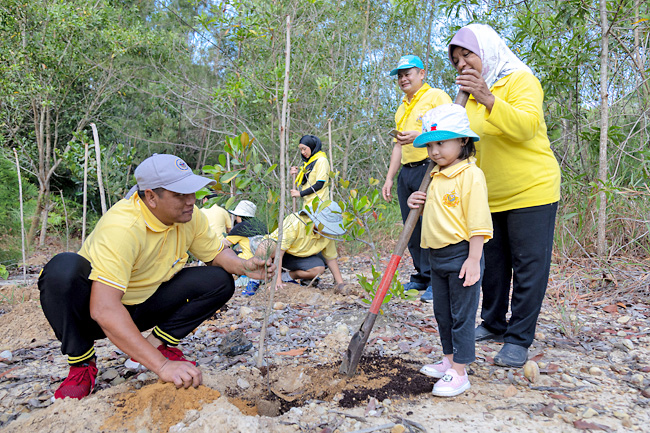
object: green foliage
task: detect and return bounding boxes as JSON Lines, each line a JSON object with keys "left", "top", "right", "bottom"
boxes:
{"left": 357, "top": 264, "right": 418, "bottom": 312}
{"left": 0, "top": 264, "right": 7, "bottom": 280}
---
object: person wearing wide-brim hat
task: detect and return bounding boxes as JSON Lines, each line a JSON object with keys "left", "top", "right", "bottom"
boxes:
{"left": 258, "top": 202, "right": 348, "bottom": 292}
{"left": 222, "top": 200, "right": 269, "bottom": 296}
{"left": 448, "top": 24, "right": 561, "bottom": 368}
{"left": 381, "top": 54, "right": 452, "bottom": 303}
{"left": 37, "top": 154, "right": 274, "bottom": 400}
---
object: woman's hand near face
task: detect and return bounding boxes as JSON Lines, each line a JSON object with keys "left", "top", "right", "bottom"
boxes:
{"left": 290, "top": 166, "right": 299, "bottom": 175}
{"left": 456, "top": 68, "right": 495, "bottom": 111}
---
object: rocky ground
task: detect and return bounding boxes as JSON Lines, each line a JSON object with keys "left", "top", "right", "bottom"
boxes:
{"left": 0, "top": 249, "right": 649, "bottom": 433}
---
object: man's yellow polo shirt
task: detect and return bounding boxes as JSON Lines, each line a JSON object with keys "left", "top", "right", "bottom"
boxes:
{"left": 466, "top": 70, "right": 561, "bottom": 212}
{"left": 79, "top": 194, "right": 223, "bottom": 305}
{"left": 421, "top": 158, "right": 493, "bottom": 250}
{"left": 395, "top": 86, "right": 452, "bottom": 165}
{"left": 200, "top": 204, "right": 232, "bottom": 242}
{"left": 269, "top": 213, "right": 337, "bottom": 260}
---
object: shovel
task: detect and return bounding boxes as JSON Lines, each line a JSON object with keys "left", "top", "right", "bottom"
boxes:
{"left": 339, "top": 91, "right": 469, "bottom": 376}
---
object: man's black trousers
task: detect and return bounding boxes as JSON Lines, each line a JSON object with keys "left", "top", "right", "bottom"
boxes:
{"left": 38, "top": 253, "right": 234, "bottom": 365}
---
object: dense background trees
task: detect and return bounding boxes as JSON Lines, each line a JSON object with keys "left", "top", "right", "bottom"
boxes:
{"left": 1, "top": 0, "right": 648, "bottom": 266}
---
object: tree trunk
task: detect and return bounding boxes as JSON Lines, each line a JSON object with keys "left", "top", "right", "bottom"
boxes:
{"left": 597, "top": 0, "right": 609, "bottom": 258}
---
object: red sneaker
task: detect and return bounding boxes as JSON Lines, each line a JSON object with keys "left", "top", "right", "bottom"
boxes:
{"left": 54, "top": 361, "right": 98, "bottom": 400}
{"left": 157, "top": 345, "right": 197, "bottom": 366}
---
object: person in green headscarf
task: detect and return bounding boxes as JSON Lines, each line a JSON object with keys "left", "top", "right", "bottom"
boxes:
{"left": 290, "top": 135, "right": 330, "bottom": 208}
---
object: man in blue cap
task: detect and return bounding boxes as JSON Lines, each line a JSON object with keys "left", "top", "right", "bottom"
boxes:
{"left": 381, "top": 55, "right": 452, "bottom": 302}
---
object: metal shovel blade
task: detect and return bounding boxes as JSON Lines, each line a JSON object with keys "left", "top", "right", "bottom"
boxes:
{"left": 339, "top": 312, "right": 378, "bottom": 376}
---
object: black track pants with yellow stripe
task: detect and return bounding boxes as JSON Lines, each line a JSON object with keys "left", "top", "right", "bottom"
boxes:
{"left": 38, "top": 253, "right": 234, "bottom": 365}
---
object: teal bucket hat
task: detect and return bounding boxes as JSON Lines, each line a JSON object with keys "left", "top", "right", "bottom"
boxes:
{"left": 413, "top": 104, "right": 480, "bottom": 147}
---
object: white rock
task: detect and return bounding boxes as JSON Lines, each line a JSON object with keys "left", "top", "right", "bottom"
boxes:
{"left": 273, "top": 302, "right": 286, "bottom": 310}
{"left": 334, "top": 323, "right": 349, "bottom": 337}
{"left": 137, "top": 373, "right": 150, "bottom": 382}
{"left": 617, "top": 315, "right": 631, "bottom": 324}
{"left": 237, "top": 378, "right": 251, "bottom": 389}
{"left": 589, "top": 367, "right": 603, "bottom": 376}
{"left": 279, "top": 325, "right": 290, "bottom": 336}
{"left": 0, "top": 350, "right": 12, "bottom": 362}
{"left": 561, "top": 373, "right": 576, "bottom": 384}
{"left": 582, "top": 407, "right": 598, "bottom": 418}
{"left": 630, "top": 373, "right": 644, "bottom": 386}
{"left": 240, "top": 306, "right": 253, "bottom": 317}
{"left": 613, "top": 411, "right": 629, "bottom": 420}
{"left": 617, "top": 331, "right": 627, "bottom": 337}
{"left": 622, "top": 339, "right": 634, "bottom": 350}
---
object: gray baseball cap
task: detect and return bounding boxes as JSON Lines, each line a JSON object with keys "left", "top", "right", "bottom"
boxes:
{"left": 133, "top": 154, "right": 215, "bottom": 194}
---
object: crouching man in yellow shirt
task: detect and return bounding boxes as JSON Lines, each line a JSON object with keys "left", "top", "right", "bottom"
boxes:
{"left": 38, "top": 154, "right": 274, "bottom": 400}
{"left": 260, "top": 203, "right": 347, "bottom": 292}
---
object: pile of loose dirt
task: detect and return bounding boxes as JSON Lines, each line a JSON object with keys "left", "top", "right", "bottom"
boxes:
{"left": 102, "top": 382, "right": 221, "bottom": 432}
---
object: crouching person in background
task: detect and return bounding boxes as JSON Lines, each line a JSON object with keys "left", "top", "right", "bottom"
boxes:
{"left": 258, "top": 202, "right": 348, "bottom": 293}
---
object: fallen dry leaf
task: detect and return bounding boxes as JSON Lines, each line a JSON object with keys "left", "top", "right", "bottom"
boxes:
{"left": 530, "top": 352, "right": 545, "bottom": 362}
{"left": 549, "top": 393, "right": 570, "bottom": 400}
{"left": 275, "top": 347, "right": 307, "bottom": 356}
{"left": 602, "top": 304, "right": 618, "bottom": 314}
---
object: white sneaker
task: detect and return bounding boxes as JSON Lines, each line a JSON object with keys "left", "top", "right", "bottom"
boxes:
{"left": 420, "top": 357, "right": 452, "bottom": 379}
{"left": 124, "top": 358, "right": 146, "bottom": 371}
{"left": 432, "top": 368, "right": 470, "bottom": 397}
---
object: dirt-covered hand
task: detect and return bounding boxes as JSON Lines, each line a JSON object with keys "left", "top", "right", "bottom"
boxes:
{"left": 157, "top": 359, "right": 202, "bottom": 389}
{"left": 244, "top": 256, "right": 275, "bottom": 281}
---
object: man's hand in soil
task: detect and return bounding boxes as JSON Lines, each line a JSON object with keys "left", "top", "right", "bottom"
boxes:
{"left": 157, "top": 359, "right": 202, "bottom": 389}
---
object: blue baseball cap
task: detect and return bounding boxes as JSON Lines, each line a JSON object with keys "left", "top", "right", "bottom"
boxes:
{"left": 413, "top": 104, "right": 480, "bottom": 147}
{"left": 389, "top": 55, "right": 424, "bottom": 76}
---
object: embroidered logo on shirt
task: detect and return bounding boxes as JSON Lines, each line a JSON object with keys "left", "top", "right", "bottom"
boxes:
{"left": 442, "top": 189, "right": 460, "bottom": 207}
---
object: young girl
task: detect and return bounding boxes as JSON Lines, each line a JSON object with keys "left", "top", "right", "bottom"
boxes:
{"left": 407, "top": 103, "right": 493, "bottom": 397}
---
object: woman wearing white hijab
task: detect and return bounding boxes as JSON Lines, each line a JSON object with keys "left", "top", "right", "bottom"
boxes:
{"left": 448, "top": 24, "right": 561, "bottom": 368}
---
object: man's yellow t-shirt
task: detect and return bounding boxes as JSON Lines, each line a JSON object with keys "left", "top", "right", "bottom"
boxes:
{"left": 269, "top": 213, "right": 337, "bottom": 259}
{"left": 395, "top": 85, "right": 452, "bottom": 165}
{"left": 421, "top": 158, "right": 493, "bottom": 249}
{"left": 79, "top": 194, "right": 223, "bottom": 305}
